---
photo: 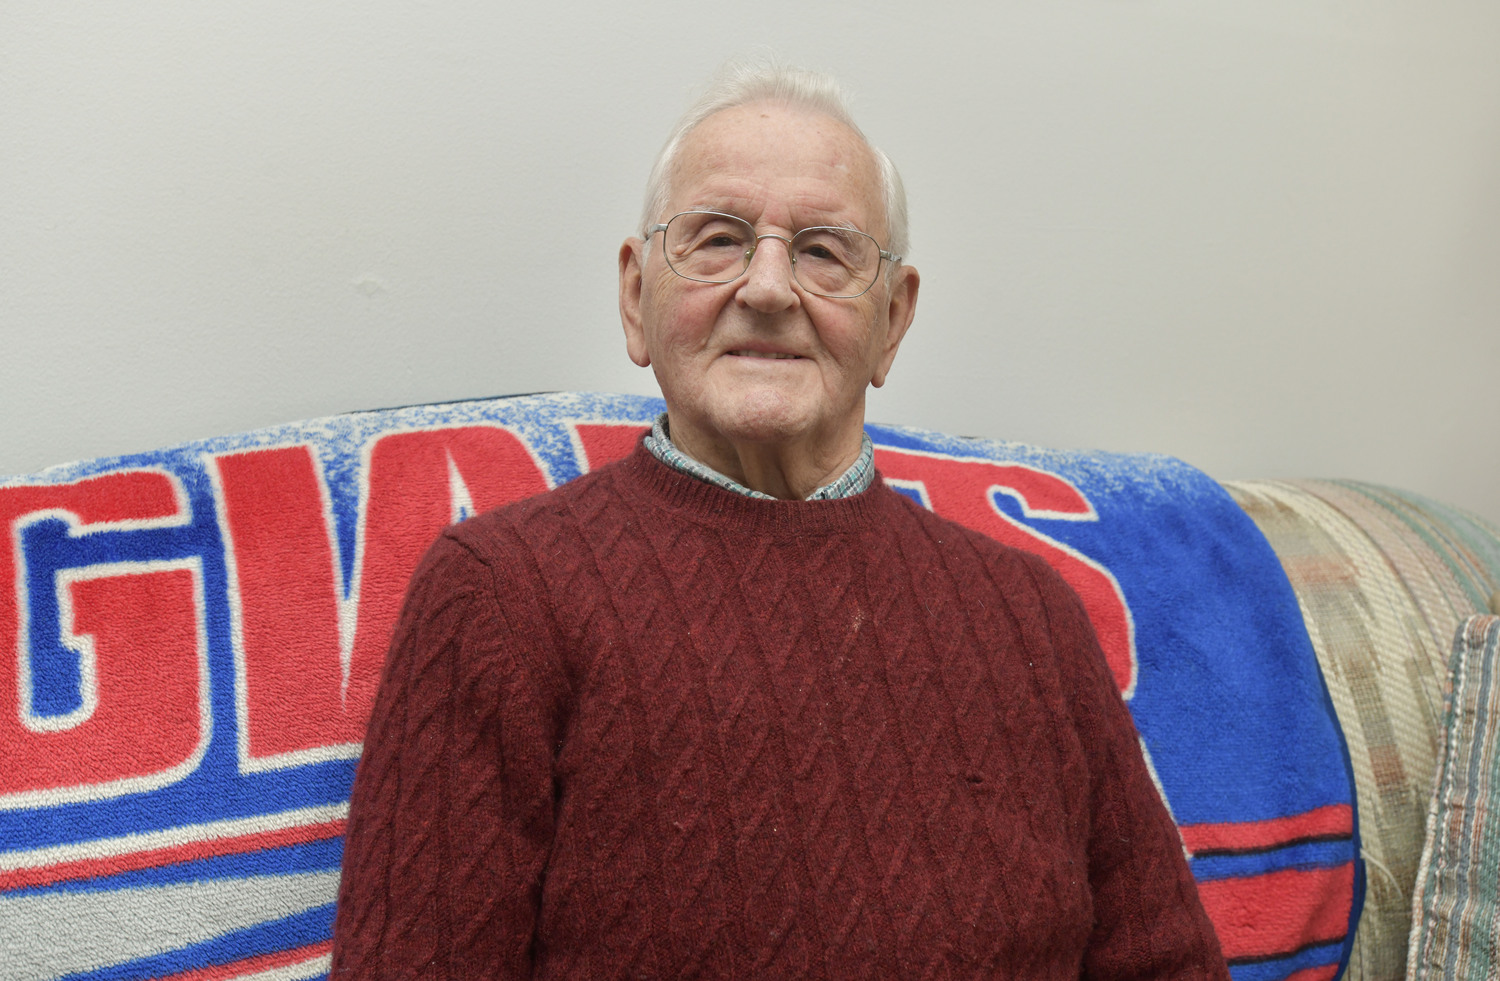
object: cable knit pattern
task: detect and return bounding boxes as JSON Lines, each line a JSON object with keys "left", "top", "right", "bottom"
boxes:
{"left": 331, "top": 442, "right": 1229, "bottom": 980}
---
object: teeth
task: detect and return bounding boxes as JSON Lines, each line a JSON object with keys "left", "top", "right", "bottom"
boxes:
{"left": 733, "top": 350, "right": 798, "bottom": 359}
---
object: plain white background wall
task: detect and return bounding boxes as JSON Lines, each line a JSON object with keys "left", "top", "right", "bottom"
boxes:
{"left": 3, "top": 1, "right": 1497, "bottom": 523}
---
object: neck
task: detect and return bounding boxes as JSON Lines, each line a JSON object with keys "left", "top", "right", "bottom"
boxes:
{"left": 666, "top": 414, "right": 864, "bottom": 501}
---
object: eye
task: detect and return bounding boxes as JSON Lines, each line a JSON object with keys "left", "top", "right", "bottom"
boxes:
{"left": 795, "top": 231, "right": 858, "bottom": 267}
{"left": 689, "top": 219, "right": 752, "bottom": 252}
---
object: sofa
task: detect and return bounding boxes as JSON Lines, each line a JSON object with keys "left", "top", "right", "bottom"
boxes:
{"left": 2, "top": 391, "right": 1496, "bottom": 981}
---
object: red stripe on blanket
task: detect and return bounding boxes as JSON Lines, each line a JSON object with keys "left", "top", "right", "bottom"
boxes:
{"left": 1179, "top": 803, "right": 1353, "bottom": 855}
{"left": 0, "top": 818, "right": 346, "bottom": 891}
{"left": 1197, "top": 864, "right": 1354, "bottom": 961}
{"left": 154, "top": 940, "right": 331, "bottom": 981}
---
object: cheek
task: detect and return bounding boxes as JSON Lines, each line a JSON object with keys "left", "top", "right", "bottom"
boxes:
{"left": 646, "top": 283, "right": 720, "bottom": 349}
{"left": 817, "top": 308, "right": 885, "bottom": 371}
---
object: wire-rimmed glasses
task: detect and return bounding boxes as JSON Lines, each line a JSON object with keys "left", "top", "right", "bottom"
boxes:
{"left": 643, "top": 211, "right": 900, "bottom": 299}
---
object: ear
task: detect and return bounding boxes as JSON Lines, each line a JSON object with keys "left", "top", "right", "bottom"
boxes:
{"left": 870, "top": 264, "right": 919, "bottom": 388}
{"left": 619, "top": 237, "right": 651, "bottom": 367}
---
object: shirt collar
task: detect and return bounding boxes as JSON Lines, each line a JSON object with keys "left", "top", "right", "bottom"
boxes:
{"left": 643, "top": 413, "right": 875, "bottom": 501}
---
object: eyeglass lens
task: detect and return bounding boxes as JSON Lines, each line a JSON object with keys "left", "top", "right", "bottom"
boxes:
{"left": 663, "top": 212, "right": 880, "bottom": 298}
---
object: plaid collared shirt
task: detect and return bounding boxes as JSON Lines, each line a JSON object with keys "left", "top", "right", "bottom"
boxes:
{"left": 643, "top": 413, "right": 875, "bottom": 501}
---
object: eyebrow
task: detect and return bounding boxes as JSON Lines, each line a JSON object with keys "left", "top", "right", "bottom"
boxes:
{"left": 681, "top": 206, "right": 869, "bottom": 236}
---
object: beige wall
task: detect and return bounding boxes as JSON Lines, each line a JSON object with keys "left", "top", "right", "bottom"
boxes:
{"left": 3, "top": 1, "right": 1497, "bottom": 523}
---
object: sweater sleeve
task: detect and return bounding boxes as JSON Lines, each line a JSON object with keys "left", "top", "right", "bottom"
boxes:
{"left": 1028, "top": 560, "right": 1232, "bottom": 981}
{"left": 330, "top": 526, "right": 565, "bottom": 979}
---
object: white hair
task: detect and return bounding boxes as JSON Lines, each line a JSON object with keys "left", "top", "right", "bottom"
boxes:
{"left": 639, "top": 60, "right": 910, "bottom": 264}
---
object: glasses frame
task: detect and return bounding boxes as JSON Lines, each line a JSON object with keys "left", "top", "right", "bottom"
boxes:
{"left": 643, "top": 210, "right": 902, "bottom": 299}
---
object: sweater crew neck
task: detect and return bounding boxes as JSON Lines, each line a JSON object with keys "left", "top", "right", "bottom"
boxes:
{"left": 611, "top": 438, "right": 894, "bottom": 537}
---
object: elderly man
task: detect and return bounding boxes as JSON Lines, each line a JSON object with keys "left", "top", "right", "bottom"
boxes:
{"left": 331, "top": 64, "right": 1229, "bottom": 979}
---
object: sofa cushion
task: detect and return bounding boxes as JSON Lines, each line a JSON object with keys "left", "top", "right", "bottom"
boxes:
{"left": 1224, "top": 480, "right": 1500, "bottom": 981}
{"left": 1406, "top": 615, "right": 1500, "bottom": 981}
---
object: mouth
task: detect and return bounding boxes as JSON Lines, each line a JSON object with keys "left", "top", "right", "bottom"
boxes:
{"left": 728, "top": 350, "right": 801, "bottom": 360}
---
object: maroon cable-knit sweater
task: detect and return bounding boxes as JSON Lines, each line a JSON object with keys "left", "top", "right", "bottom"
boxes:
{"left": 331, "top": 442, "right": 1229, "bottom": 979}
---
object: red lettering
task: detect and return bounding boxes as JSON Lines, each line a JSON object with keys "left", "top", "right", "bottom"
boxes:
{"left": 211, "top": 426, "right": 550, "bottom": 769}
{"left": 0, "top": 473, "right": 206, "bottom": 807}
{"left": 573, "top": 423, "right": 649, "bottom": 472}
{"left": 874, "top": 447, "right": 1137, "bottom": 697}
{"left": 211, "top": 447, "right": 349, "bottom": 768}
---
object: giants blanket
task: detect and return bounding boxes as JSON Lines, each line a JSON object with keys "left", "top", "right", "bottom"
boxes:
{"left": 0, "top": 392, "right": 1357, "bottom": 981}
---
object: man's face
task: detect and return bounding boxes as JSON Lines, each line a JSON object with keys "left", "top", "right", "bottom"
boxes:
{"left": 619, "top": 102, "right": 918, "bottom": 470}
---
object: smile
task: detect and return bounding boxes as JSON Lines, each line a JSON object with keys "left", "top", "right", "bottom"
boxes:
{"left": 729, "top": 350, "right": 801, "bottom": 359}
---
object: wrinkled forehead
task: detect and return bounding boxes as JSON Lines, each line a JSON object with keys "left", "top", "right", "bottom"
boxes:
{"left": 668, "top": 102, "right": 886, "bottom": 237}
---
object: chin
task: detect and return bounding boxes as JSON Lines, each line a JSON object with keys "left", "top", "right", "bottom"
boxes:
{"left": 708, "top": 392, "right": 818, "bottom": 445}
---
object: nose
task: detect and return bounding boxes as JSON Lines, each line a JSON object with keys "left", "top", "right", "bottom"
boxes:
{"left": 736, "top": 234, "right": 800, "bottom": 313}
